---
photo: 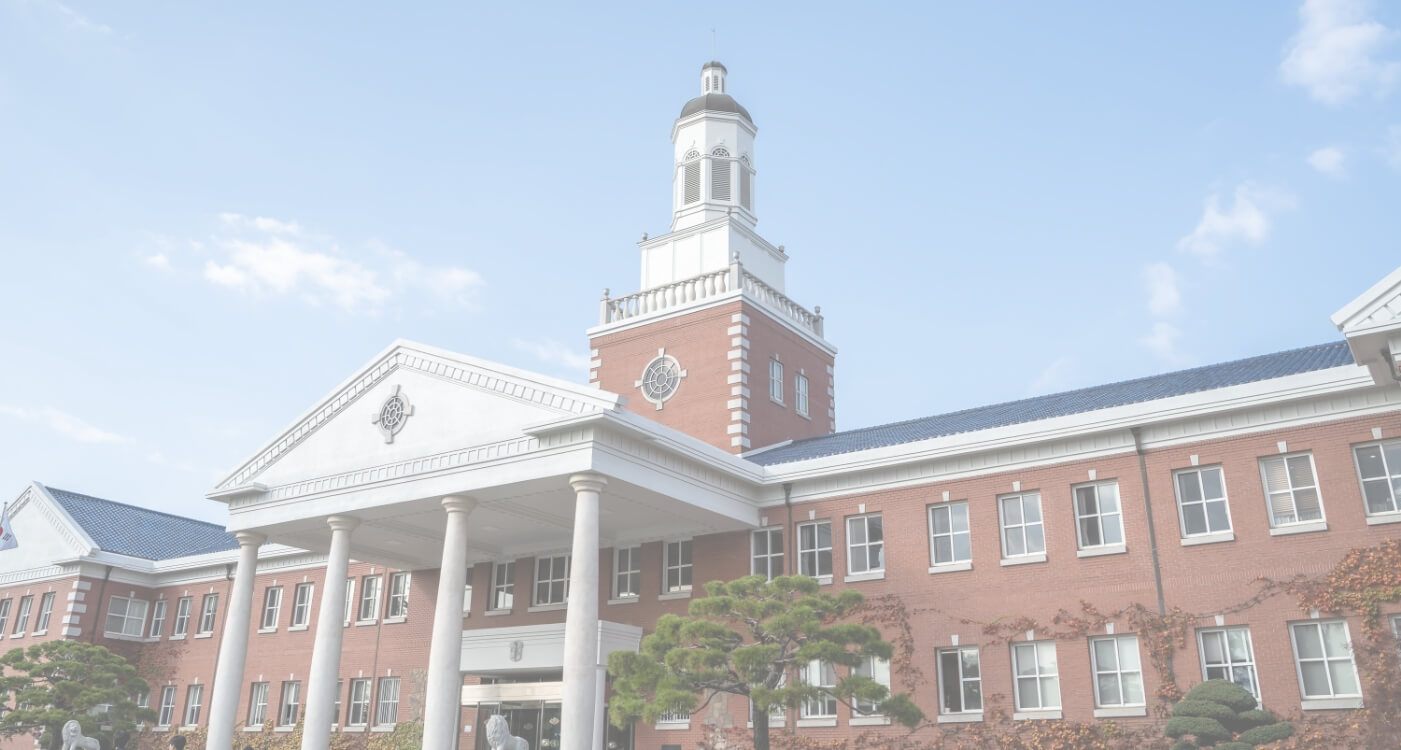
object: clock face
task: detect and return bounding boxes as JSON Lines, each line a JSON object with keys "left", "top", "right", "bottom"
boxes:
{"left": 636, "top": 351, "right": 686, "bottom": 409}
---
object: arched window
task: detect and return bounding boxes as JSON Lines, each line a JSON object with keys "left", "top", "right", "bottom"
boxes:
{"left": 683, "top": 149, "right": 700, "bottom": 161}
{"left": 711, "top": 152, "right": 732, "bottom": 201}
{"left": 683, "top": 150, "right": 701, "bottom": 204}
{"left": 711, "top": 147, "right": 730, "bottom": 157}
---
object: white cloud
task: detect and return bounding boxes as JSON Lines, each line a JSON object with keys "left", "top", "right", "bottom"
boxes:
{"left": 1176, "top": 183, "right": 1295, "bottom": 259}
{"left": 1281, "top": 0, "right": 1400, "bottom": 104}
{"left": 218, "top": 212, "right": 302, "bottom": 236}
{"left": 1307, "top": 145, "right": 1347, "bottom": 176}
{"left": 385, "top": 249, "right": 485, "bottom": 308}
{"left": 1143, "top": 262, "right": 1182, "bottom": 316}
{"left": 1027, "top": 356, "right": 1077, "bottom": 396}
{"left": 1140, "top": 322, "right": 1186, "bottom": 364}
{"left": 511, "top": 338, "right": 591, "bottom": 372}
{"left": 144, "top": 253, "right": 172, "bottom": 271}
{"left": 0, "top": 405, "right": 129, "bottom": 444}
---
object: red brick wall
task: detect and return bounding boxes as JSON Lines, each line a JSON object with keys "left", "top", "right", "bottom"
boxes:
{"left": 743, "top": 303, "right": 835, "bottom": 450}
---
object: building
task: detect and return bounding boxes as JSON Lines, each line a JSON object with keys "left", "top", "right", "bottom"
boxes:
{"left": 3, "top": 62, "right": 1401, "bottom": 750}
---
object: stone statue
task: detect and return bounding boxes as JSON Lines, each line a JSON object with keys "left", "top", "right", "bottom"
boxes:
{"left": 485, "top": 714, "right": 529, "bottom": 750}
{"left": 60, "top": 720, "right": 101, "bottom": 750}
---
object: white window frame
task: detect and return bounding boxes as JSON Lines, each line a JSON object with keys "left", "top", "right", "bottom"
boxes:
{"left": 1259, "top": 452, "right": 1327, "bottom": 531}
{"left": 171, "top": 596, "right": 192, "bottom": 637}
{"left": 1011, "top": 641, "right": 1061, "bottom": 714}
{"left": 183, "top": 684, "right": 203, "bottom": 727}
{"left": 278, "top": 681, "right": 301, "bottom": 727}
{"left": 534, "top": 555, "right": 570, "bottom": 606}
{"left": 845, "top": 513, "right": 885, "bottom": 578}
{"left": 797, "top": 520, "right": 833, "bottom": 580}
{"left": 260, "top": 586, "right": 282, "bottom": 631}
{"left": 928, "top": 502, "right": 972, "bottom": 570}
{"left": 347, "top": 678, "right": 371, "bottom": 727}
{"left": 157, "top": 686, "right": 177, "bottom": 728}
{"left": 386, "top": 572, "right": 410, "bottom": 620}
{"left": 1090, "top": 635, "right": 1145, "bottom": 710}
{"left": 374, "top": 676, "right": 401, "bottom": 727}
{"left": 1353, "top": 439, "right": 1401, "bottom": 519}
{"left": 663, "top": 540, "right": 693, "bottom": 594}
{"left": 246, "top": 682, "right": 270, "bottom": 728}
{"left": 750, "top": 528, "right": 784, "bottom": 580}
{"left": 1072, "top": 481, "right": 1125, "bottom": 552}
{"left": 1174, "top": 465, "right": 1234, "bottom": 541}
{"left": 852, "top": 655, "right": 891, "bottom": 717}
{"left": 290, "top": 583, "right": 313, "bottom": 629}
{"left": 613, "top": 546, "right": 641, "bottom": 600}
{"left": 1198, "top": 626, "right": 1260, "bottom": 700}
{"left": 0, "top": 599, "right": 9, "bottom": 634}
{"left": 12, "top": 594, "right": 32, "bottom": 636}
{"left": 358, "top": 575, "right": 382, "bottom": 623}
{"left": 105, "top": 596, "right": 149, "bottom": 638}
{"left": 1391, "top": 615, "right": 1401, "bottom": 648}
{"left": 148, "top": 599, "right": 167, "bottom": 638}
{"left": 799, "top": 660, "right": 837, "bottom": 720}
{"left": 999, "top": 492, "right": 1046, "bottom": 562}
{"left": 1289, "top": 619, "right": 1362, "bottom": 706}
{"left": 769, "top": 358, "right": 784, "bottom": 405}
{"left": 490, "top": 561, "right": 515, "bottom": 611}
{"left": 342, "top": 578, "right": 355, "bottom": 625}
{"left": 34, "top": 591, "right": 55, "bottom": 634}
{"left": 795, "top": 373, "right": 809, "bottom": 418}
{"left": 937, "top": 646, "right": 983, "bottom": 717}
{"left": 197, "top": 593, "right": 218, "bottom": 635}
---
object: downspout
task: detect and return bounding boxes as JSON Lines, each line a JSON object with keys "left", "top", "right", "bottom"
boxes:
{"left": 1131, "top": 427, "right": 1168, "bottom": 615}
{"left": 782, "top": 484, "right": 795, "bottom": 572}
{"left": 90, "top": 564, "right": 114, "bottom": 643}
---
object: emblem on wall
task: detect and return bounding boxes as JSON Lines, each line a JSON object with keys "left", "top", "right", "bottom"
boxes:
{"left": 371, "top": 384, "right": 415, "bottom": 443}
{"left": 636, "top": 348, "right": 687, "bottom": 410}
{"left": 509, "top": 640, "right": 524, "bottom": 662}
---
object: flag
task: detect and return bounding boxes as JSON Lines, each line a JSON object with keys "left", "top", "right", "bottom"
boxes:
{"left": 0, "top": 504, "right": 17, "bottom": 551}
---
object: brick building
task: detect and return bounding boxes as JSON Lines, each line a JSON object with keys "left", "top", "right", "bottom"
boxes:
{"left": 3, "top": 62, "right": 1401, "bottom": 750}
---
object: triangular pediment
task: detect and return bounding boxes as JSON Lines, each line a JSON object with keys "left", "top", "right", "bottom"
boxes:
{"left": 213, "top": 340, "right": 621, "bottom": 493}
{"left": 0, "top": 484, "right": 95, "bottom": 575}
{"left": 1332, "top": 265, "right": 1401, "bottom": 336}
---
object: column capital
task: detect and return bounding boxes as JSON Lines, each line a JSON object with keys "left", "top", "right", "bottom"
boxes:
{"left": 441, "top": 495, "right": 479, "bottom": 514}
{"left": 569, "top": 472, "right": 608, "bottom": 494}
{"left": 326, "top": 515, "right": 361, "bottom": 532}
{"left": 233, "top": 531, "right": 267, "bottom": 548}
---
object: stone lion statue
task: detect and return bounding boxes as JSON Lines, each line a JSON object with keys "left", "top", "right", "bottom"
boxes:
{"left": 60, "top": 720, "right": 101, "bottom": 750}
{"left": 485, "top": 714, "right": 529, "bottom": 750}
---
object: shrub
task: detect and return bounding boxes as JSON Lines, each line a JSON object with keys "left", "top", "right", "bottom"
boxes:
{"left": 1171, "top": 741, "right": 1197, "bottom": 750}
{"left": 1166, "top": 716, "right": 1232, "bottom": 744}
{"left": 1238, "top": 722, "right": 1294, "bottom": 746}
{"left": 1230, "top": 708, "right": 1278, "bottom": 732}
{"left": 1216, "top": 743, "right": 1253, "bottom": 750}
{"left": 1164, "top": 681, "right": 1293, "bottom": 748}
{"left": 1173, "top": 698, "right": 1238, "bottom": 723}
{"left": 1183, "top": 681, "right": 1258, "bottom": 713}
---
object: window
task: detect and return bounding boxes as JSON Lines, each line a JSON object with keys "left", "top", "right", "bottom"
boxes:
{"left": 664, "top": 540, "right": 693, "bottom": 593}
{"left": 853, "top": 656, "right": 891, "bottom": 716}
{"left": 1011, "top": 641, "right": 1060, "bottom": 711}
{"left": 290, "top": 583, "right": 313, "bottom": 628}
{"left": 1260, "top": 453, "right": 1325, "bottom": 527}
{"left": 35, "top": 592, "right": 55, "bottom": 633}
{"left": 333, "top": 679, "right": 343, "bottom": 724}
{"left": 711, "top": 158, "right": 731, "bottom": 201}
{"left": 799, "top": 660, "right": 837, "bottom": 718}
{"left": 172, "top": 597, "right": 192, "bottom": 637}
{"left": 261, "top": 586, "right": 282, "bottom": 630}
{"left": 358, "top": 575, "right": 382, "bottom": 622}
{"left": 1391, "top": 615, "right": 1401, "bottom": 649}
{"left": 1090, "top": 635, "right": 1144, "bottom": 707}
{"left": 197, "top": 594, "right": 218, "bottom": 635}
{"left": 683, "top": 161, "right": 701, "bottom": 204}
{"left": 929, "top": 502, "right": 972, "bottom": 567}
{"left": 490, "top": 562, "right": 515, "bottom": 610}
{"left": 1175, "top": 466, "right": 1233, "bottom": 537}
{"left": 1074, "top": 482, "right": 1124, "bottom": 550}
{"left": 0, "top": 599, "right": 9, "bottom": 634}
{"left": 740, "top": 166, "right": 752, "bottom": 210}
{"left": 614, "top": 546, "right": 641, "bottom": 599}
{"left": 374, "top": 677, "right": 400, "bottom": 726}
{"left": 769, "top": 359, "right": 784, "bottom": 404}
{"left": 938, "top": 647, "right": 982, "bottom": 715}
{"left": 534, "top": 556, "right": 569, "bottom": 606}
{"left": 386, "top": 572, "right": 410, "bottom": 619}
{"left": 999, "top": 492, "right": 1046, "bottom": 559}
{"left": 1198, "top": 627, "right": 1259, "bottom": 699}
{"left": 183, "top": 684, "right": 203, "bottom": 726}
{"left": 105, "top": 596, "right": 149, "bottom": 638}
{"left": 658, "top": 706, "right": 690, "bottom": 724}
{"left": 846, "top": 514, "right": 885, "bottom": 575}
{"left": 751, "top": 528, "right": 783, "bottom": 580}
{"left": 278, "top": 681, "right": 302, "bottom": 726}
{"left": 1354, "top": 440, "right": 1401, "bottom": 516}
{"left": 13, "top": 595, "right": 32, "bottom": 635}
{"left": 795, "top": 374, "right": 810, "bottom": 417}
{"left": 342, "top": 578, "right": 355, "bottom": 624}
{"left": 247, "top": 682, "right": 270, "bottom": 727}
{"left": 463, "top": 584, "right": 473, "bottom": 614}
{"left": 1290, "top": 620, "right": 1360, "bottom": 700}
{"left": 157, "top": 686, "right": 177, "bottom": 727}
{"left": 148, "top": 599, "right": 167, "bottom": 638}
{"left": 347, "top": 679, "right": 371, "bottom": 727}
{"left": 797, "top": 521, "right": 833, "bottom": 579}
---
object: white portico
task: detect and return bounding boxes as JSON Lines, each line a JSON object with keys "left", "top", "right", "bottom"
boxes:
{"left": 203, "top": 340, "right": 766, "bottom": 750}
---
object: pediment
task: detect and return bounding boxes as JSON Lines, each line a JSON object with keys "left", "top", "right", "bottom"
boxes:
{"left": 213, "top": 340, "right": 621, "bottom": 493}
{"left": 1332, "top": 265, "right": 1401, "bottom": 336}
{"left": 0, "top": 484, "right": 95, "bottom": 576}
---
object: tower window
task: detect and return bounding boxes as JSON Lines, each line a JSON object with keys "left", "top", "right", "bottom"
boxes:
{"left": 684, "top": 162, "right": 701, "bottom": 204}
{"left": 711, "top": 160, "right": 731, "bottom": 201}
{"left": 740, "top": 167, "right": 752, "bottom": 210}
{"left": 705, "top": 77, "right": 711, "bottom": 92}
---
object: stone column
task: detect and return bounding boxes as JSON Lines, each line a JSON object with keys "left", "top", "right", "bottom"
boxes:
{"left": 206, "top": 530, "right": 266, "bottom": 750}
{"left": 300, "top": 515, "right": 359, "bottom": 750}
{"left": 592, "top": 666, "right": 608, "bottom": 750}
{"left": 423, "top": 496, "right": 477, "bottom": 750}
{"left": 561, "top": 473, "right": 605, "bottom": 750}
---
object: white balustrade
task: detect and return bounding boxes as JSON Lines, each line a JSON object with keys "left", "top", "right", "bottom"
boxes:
{"left": 599, "top": 264, "right": 824, "bottom": 338}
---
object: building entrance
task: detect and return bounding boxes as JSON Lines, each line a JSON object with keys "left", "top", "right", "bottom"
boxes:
{"left": 473, "top": 702, "right": 562, "bottom": 750}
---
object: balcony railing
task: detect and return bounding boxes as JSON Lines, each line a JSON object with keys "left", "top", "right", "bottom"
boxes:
{"left": 599, "top": 257, "right": 824, "bottom": 337}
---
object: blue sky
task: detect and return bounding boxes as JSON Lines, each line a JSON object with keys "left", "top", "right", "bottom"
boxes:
{"left": 1, "top": 1, "right": 1397, "bottom": 522}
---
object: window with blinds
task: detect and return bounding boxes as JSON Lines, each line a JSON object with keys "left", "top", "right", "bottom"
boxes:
{"left": 711, "top": 159, "right": 731, "bottom": 201}
{"left": 683, "top": 162, "right": 701, "bottom": 204}
{"left": 740, "top": 167, "right": 752, "bottom": 210}
{"left": 1259, "top": 453, "right": 1324, "bottom": 527}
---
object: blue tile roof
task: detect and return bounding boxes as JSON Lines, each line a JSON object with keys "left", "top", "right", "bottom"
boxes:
{"left": 748, "top": 341, "right": 1356, "bottom": 466}
{"left": 45, "top": 487, "right": 237, "bottom": 560}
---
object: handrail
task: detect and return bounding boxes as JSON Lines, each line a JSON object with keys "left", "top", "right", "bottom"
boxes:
{"left": 599, "top": 257, "right": 824, "bottom": 337}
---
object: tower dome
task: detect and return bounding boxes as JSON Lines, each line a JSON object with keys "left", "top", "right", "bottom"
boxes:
{"left": 679, "top": 61, "right": 753, "bottom": 124}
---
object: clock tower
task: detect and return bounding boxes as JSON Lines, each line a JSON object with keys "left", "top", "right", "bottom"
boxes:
{"left": 588, "top": 62, "right": 836, "bottom": 453}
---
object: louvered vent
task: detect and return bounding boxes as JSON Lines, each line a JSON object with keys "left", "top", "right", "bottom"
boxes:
{"left": 740, "top": 168, "right": 752, "bottom": 210}
{"left": 712, "top": 160, "right": 731, "bottom": 201}
{"left": 684, "top": 162, "right": 701, "bottom": 204}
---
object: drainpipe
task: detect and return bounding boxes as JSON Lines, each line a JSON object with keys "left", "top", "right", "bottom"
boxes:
{"left": 1131, "top": 427, "right": 1168, "bottom": 615}
{"left": 782, "top": 484, "right": 795, "bottom": 572}
{"left": 90, "top": 565, "right": 114, "bottom": 643}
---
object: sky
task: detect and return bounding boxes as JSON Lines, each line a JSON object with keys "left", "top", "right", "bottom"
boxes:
{"left": 0, "top": 1, "right": 1398, "bottom": 523}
